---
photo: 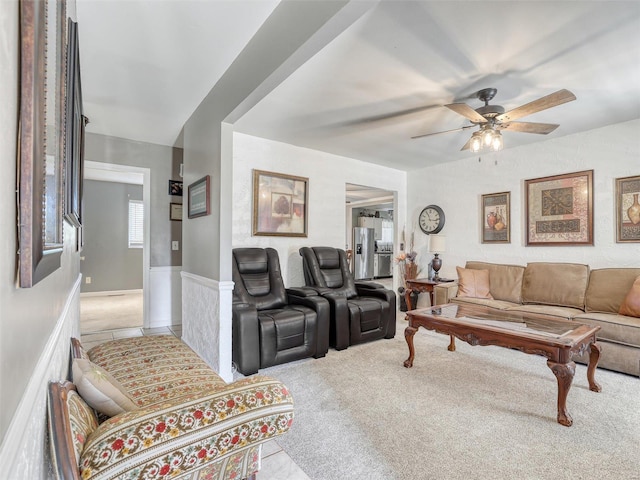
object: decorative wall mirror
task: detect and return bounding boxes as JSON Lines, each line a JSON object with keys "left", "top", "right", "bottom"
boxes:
{"left": 19, "top": 0, "right": 68, "bottom": 287}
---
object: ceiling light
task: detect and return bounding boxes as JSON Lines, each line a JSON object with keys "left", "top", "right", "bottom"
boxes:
{"left": 491, "top": 132, "right": 503, "bottom": 151}
{"left": 482, "top": 127, "right": 494, "bottom": 146}
{"left": 468, "top": 128, "right": 503, "bottom": 153}
{"left": 469, "top": 132, "right": 482, "bottom": 153}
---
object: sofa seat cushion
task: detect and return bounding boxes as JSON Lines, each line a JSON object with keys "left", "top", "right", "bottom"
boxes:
{"left": 521, "top": 262, "right": 589, "bottom": 309}
{"left": 573, "top": 312, "right": 640, "bottom": 347}
{"left": 88, "top": 336, "right": 227, "bottom": 407}
{"left": 505, "top": 304, "right": 584, "bottom": 321}
{"left": 465, "top": 261, "right": 525, "bottom": 303}
{"left": 451, "top": 296, "right": 518, "bottom": 310}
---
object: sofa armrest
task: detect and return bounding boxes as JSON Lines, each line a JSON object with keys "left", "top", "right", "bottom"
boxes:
{"left": 434, "top": 282, "right": 459, "bottom": 305}
{"left": 232, "top": 303, "right": 260, "bottom": 375}
{"left": 79, "top": 376, "right": 294, "bottom": 479}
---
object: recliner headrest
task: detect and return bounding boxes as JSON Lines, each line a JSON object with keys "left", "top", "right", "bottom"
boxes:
{"left": 313, "top": 247, "right": 340, "bottom": 269}
{"left": 233, "top": 248, "right": 269, "bottom": 274}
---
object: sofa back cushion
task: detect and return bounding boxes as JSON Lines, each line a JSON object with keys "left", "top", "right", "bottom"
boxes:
{"left": 521, "top": 262, "right": 589, "bottom": 309}
{"left": 586, "top": 268, "right": 640, "bottom": 313}
{"left": 465, "top": 261, "right": 525, "bottom": 303}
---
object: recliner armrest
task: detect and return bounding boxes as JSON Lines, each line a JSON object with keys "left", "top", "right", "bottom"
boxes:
{"left": 78, "top": 376, "right": 294, "bottom": 479}
{"left": 286, "top": 286, "right": 320, "bottom": 297}
{"left": 355, "top": 281, "right": 385, "bottom": 290}
{"left": 232, "top": 303, "right": 260, "bottom": 375}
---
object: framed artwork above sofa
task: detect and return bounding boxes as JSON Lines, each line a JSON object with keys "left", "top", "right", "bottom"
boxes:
{"left": 525, "top": 170, "right": 593, "bottom": 246}
{"left": 616, "top": 175, "right": 640, "bottom": 243}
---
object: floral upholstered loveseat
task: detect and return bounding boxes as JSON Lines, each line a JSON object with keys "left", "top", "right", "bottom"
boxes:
{"left": 48, "top": 335, "right": 294, "bottom": 480}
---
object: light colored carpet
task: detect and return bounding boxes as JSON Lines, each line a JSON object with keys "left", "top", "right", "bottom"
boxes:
{"left": 261, "top": 314, "right": 640, "bottom": 480}
{"left": 80, "top": 292, "right": 143, "bottom": 333}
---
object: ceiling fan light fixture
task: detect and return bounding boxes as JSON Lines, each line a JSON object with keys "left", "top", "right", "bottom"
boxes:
{"left": 491, "top": 132, "right": 503, "bottom": 151}
{"left": 470, "top": 132, "right": 482, "bottom": 153}
{"left": 482, "top": 127, "right": 495, "bottom": 146}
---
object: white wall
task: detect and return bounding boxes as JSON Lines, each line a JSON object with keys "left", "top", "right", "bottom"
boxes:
{"left": 232, "top": 132, "right": 407, "bottom": 287}
{"left": 407, "top": 119, "right": 640, "bottom": 280}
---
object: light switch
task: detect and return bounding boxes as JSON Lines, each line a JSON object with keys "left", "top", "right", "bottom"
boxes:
{"left": 172, "top": 241, "right": 179, "bottom": 251}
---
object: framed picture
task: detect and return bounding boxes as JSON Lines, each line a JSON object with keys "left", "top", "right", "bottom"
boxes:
{"left": 18, "top": 0, "right": 68, "bottom": 287}
{"left": 188, "top": 175, "right": 210, "bottom": 219}
{"left": 169, "top": 180, "right": 183, "bottom": 196}
{"left": 64, "top": 20, "right": 84, "bottom": 229}
{"left": 253, "top": 170, "right": 308, "bottom": 237}
{"left": 481, "top": 192, "right": 510, "bottom": 243}
{"left": 525, "top": 170, "right": 593, "bottom": 246}
{"left": 616, "top": 175, "right": 640, "bottom": 242}
{"left": 170, "top": 203, "right": 183, "bottom": 221}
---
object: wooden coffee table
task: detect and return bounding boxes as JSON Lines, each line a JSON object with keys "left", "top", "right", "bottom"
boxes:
{"left": 404, "top": 303, "right": 602, "bottom": 426}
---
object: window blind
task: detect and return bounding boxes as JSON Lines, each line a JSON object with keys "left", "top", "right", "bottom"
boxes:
{"left": 128, "top": 200, "right": 144, "bottom": 248}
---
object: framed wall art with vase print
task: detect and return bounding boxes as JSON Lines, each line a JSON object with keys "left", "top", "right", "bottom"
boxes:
{"left": 481, "top": 191, "right": 510, "bottom": 244}
{"left": 525, "top": 170, "right": 593, "bottom": 246}
{"left": 253, "top": 170, "right": 308, "bottom": 237}
{"left": 616, "top": 175, "right": 640, "bottom": 243}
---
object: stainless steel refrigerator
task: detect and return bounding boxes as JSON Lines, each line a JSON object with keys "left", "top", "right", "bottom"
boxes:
{"left": 353, "top": 227, "right": 375, "bottom": 280}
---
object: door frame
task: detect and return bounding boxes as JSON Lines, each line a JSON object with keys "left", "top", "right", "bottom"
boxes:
{"left": 84, "top": 160, "right": 151, "bottom": 328}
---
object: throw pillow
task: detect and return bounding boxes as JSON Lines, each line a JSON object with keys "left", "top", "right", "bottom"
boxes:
{"left": 456, "top": 267, "right": 494, "bottom": 299}
{"left": 72, "top": 358, "right": 138, "bottom": 417}
{"left": 619, "top": 276, "right": 640, "bottom": 318}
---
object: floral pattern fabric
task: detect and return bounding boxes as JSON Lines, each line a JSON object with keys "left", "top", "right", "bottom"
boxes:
{"left": 63, "top": 335, "right": 295, "bottom": 480}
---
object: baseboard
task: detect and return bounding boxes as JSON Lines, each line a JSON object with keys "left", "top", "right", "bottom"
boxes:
{"left": 80, "top": 289, "right": 143, "bottom": 297}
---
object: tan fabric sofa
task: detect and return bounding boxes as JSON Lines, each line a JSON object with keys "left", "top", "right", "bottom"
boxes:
{"left": 49, "top": 335, "right": 294, "bottom": 479}
{"left": 435, "top": 262, "right": 640, "bottom": 377}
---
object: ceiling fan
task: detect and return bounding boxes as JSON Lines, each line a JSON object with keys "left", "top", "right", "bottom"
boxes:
{"left": 412, "top": 88, "right": 576, "bottom": 152}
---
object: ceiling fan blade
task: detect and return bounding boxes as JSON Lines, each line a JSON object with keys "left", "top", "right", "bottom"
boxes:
{"left": 495, "top": 89, "right": 576, "bottom": 122}
{"left": 445, "top": 103, "right": 487, "bottom": 123}
{"left": 411, "top": 124, "right": 474, "bottom": 140}
{"left": 498, "top": 121, "right": 560, "bottom": 134}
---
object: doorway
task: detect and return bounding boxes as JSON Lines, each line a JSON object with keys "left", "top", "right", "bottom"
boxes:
{"left": 81, "top": 161, "right": 151, "bottom": 332}
{"left": 345, "top": 183, "right": 396, "bottom": 287}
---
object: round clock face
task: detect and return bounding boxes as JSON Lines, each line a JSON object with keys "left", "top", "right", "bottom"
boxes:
{"left": 418, "top": 205, "right": 445, "bottom": 234}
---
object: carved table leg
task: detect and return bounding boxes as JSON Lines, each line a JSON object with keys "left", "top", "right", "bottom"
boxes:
{"left": 587, "top": 342, "right": 602, "bottom": 393}
{"left": 547, "top": 360, "right": 576, "bottom": 427}
{"left": 447, "top": 335, "right": 456, "bottom": 352}
{"left": 405, "top": 288, "right": 414, "bottom": 311}
{"left": 404, "top": 325, "right": 418, "bottom": 368}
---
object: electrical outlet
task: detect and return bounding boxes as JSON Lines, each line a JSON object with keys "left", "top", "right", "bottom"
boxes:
{"left": 86, "top": 276, "right": 92, "bottom": 284}
{"left": 172, "top": 241, "right": 179, "bottom": 251}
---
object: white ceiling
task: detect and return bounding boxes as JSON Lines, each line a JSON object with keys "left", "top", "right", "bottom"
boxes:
{"left": 77, "top": 1, "right": 640, "bottom": 172}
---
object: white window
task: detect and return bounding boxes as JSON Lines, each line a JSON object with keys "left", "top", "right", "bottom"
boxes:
{"left": 128, "top": 200, "right": 144, "bottom": 248}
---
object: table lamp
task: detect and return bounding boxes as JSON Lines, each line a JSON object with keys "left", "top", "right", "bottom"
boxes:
{"left": 429, "top": 235, "right": 446, "bottom": 281}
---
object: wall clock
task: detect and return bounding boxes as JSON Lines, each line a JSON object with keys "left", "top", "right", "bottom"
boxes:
{"left": 418, "top": 205, "right": 445, "bottom": 234}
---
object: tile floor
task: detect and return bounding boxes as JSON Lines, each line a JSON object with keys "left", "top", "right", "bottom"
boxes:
{"left": 81, "top": 324, "right": 311, "bottom": 480}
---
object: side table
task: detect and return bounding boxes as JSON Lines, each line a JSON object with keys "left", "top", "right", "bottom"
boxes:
{"left": 405, "top": 278, "right": 444, "bottom": 310}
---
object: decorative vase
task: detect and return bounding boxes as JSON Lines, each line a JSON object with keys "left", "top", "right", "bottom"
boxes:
{"left": 405, "top": 262, "right": 418, "bottom": 280}
{"left": 628, "top": 193, "right": 640, "bottom": 225}
{"left": 397, "top": 287, "right": 418, "bottom": 312}
{"left": 486, "top": 212, "right": 497, "bottom": 229}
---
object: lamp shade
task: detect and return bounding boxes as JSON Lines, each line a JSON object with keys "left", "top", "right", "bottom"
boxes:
{"left": 429, "top": 234, "right": 446, "bottom": 253}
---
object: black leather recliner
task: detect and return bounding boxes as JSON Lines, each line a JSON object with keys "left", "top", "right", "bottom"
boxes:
{"left": 232, "top": 247, "right": 330, "bottom": 375}
{"left": 299, "top": 246, "right": 396, "bottom": 350}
